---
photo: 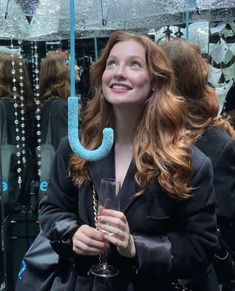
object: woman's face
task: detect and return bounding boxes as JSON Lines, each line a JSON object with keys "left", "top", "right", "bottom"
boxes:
{"left": 75, "top": 64, "right": 81, "bottom": 82}
{"left": 66, "top": 62, "right": 80, "bottom": 83}
{"left": 102, "top": 40, "right": 152, "bottom": 108}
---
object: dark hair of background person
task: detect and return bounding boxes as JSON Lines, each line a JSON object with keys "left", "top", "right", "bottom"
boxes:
{"left": 161, "top": 38, "right": 235, "bottom": 289}
{"left": 69, "top": 30, "right": 193, "bottom": 199}
{"left": 160, "top": 39, "right": 235, "bottom": 140}
{"left": 0, "top": 51, "right": 34, "bottom": 147}
{"left": 222, "top": 84, "right": 235, "bottom": 128}
{"left": 0, "top": 52, "right": 33, "bottom": 110}
{"left": 39, "top": 50, "right": 71, "bottom": 106}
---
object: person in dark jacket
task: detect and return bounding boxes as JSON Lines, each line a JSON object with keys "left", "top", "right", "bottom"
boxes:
{"left": 161, "top": 38, "right": 235, "bottom": 291}
{"left": 15, "top": 49, "right": 81, "bottom": 291}
{"left": 0, "top": 51, "right": 34, "bottom": 290}
{"left": 38, "top": 31, "right": 218, "bottom": 291}
{"left": 39, "top": 49, "right": 80, "bottom": 150}
{"left": 38, "top": 49, "right": 81, "bottom": 199}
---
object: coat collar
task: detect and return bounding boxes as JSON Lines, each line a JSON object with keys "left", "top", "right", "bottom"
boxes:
{"left": 88, "top": 147, "right": 137, "bottom": 213}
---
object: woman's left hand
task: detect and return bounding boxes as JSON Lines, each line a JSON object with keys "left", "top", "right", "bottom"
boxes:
{"left": 97, "top": 208, "right": 136, "bottom": 258}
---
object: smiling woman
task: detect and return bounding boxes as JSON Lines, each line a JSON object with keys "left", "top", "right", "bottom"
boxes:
{"left": 102, "top": 40, "right": 152, "bottom": 108}
{"left": 37, "top": 30, "right": 219, "bottom": 291}
{"left": 0, "top": 1, "right": 234, "bottom": 290}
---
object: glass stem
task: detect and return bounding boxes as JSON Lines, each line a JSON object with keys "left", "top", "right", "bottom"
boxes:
{"left": 99, "top": 249, "right": 109, "bottom": 270}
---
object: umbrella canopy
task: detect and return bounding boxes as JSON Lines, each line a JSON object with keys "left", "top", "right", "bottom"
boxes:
{"left": 0, "top": 0, "right": 234, "bottom": 40}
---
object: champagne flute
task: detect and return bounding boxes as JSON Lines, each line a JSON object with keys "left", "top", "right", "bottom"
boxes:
{"left": 89, "top": 178, "right": 121, "bottom": 278}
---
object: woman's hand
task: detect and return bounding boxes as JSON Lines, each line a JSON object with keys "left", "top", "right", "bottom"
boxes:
{"left": 97, "top": 208, "right": 136, "bottom": 258}
{"left": 72, "top": 224, "right": 108, "bottom": 256}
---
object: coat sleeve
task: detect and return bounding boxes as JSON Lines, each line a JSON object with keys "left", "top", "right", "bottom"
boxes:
{"left": 51, "top": 101, "right": 68, "bottom": 149}
{"left": 133, "top": 152, "right": 218, "bottom": 281}
{"left": 214, "top": 139, "right": 235, "bottom": 223}
{"left": 213, "top": 139, "right": 235, "bottom": 251}
{"left": 38, "top": 137, "right": 80, "bottom": 256}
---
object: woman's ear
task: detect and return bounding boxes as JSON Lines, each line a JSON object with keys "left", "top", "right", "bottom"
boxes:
{"left": 151, "top": 81, "right": 156, "bottom": 92}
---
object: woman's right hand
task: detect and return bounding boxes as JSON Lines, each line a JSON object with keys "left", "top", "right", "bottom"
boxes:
{"left": 72, "top": 224, "right": 108, "bottom": 256}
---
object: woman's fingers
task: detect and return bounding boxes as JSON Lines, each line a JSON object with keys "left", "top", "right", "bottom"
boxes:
{"left": 97, "top": 209, "right": 136, "bottom": 258}
{"left": 73, "top": 240, "right": 107, "bottom": 255}
{"left": 72, "top": 225, "right": 108, "bottom": 255}
{"left": 100, "top": 209, "right": 126, "bottom": 221}
{"left": 98, "top": 210, "right": 126, "bottom": 230}
{"left": 98, "top": 223, "right": 125, "bottom": 240}
{"left": 73, "top": 225, "right": 104, "bottom": 241}
{"left": 97, "top": 210, "right": 130, "bottom": 249}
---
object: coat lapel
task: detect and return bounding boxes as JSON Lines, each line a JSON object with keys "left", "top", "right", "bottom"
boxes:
{"left": 118, "top": 161, "right": 137, "bottom": 213}
{"left": 88, "top": 146, "right": 115, "bottom": 198}
{"left": 88, "top": 148, "right": 137, "bottom": 213}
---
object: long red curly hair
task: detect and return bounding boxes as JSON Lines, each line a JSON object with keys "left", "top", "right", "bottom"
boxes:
{"left": 69, "top": 31, "right": 193, "bottom": 199}
{"left": 0, "top": 52, "right": 33, "bottom": 109}
{"left": 39, "top": 50, "right": 70, "bottom": 106}
{"left": 161, "top": 39, "right": 235, "bottom": 140}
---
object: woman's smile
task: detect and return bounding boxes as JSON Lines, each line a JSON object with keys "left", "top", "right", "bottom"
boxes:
{"left": 102, "top": 39, "right": 151, "bottom": 106}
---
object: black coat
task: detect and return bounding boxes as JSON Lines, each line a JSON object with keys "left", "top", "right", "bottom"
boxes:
{"left": 0, "top": 97, "right": 33, "bottom": 145}
{"left": 195, "top": 127, "right": 235, "bottom": 251}
{"left": 40, "top": 98, "right": 68, "bottom": 150}
{"left": 39, "top": 137, "right": 218, "bottom": 291}
{"left": 0, "top": 97, "right": 34, "bottom": 211}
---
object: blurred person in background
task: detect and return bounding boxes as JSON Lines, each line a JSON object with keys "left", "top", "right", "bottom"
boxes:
{"left": 162, "top": 38, "right": 235, "bottom": 291}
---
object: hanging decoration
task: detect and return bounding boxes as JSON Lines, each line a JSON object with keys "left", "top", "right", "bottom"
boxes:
{"left": 175, "top": 26, "right": 184, "bottom": 38}
{"left": 10, "top": 38, "right": 26, "bottom": 187}
{"left": 18, "top": 48, "right": 26, "bottom": 168}
{"left": 31, "top": 41, "right": 41, "bottom": 177}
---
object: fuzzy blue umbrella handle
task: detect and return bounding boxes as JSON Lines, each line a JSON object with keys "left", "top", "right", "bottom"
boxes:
{"left": 68, "top": 97, "right": 114, "bottom": 161}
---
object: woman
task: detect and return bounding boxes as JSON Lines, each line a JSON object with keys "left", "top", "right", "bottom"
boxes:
{"left": 15, "top": 50, "right": 81, "bottom": 291}
{"left": 0, "top": 52, "right": 34, "bottom": 290}
{"left": 161, "top": 39, "right": 235, "bottom": 291}
{"left": 38, "top": 31, "right": 218, "bottom": 291}
{"left": 38, "top": 49, "right": 81, "bottom": 198}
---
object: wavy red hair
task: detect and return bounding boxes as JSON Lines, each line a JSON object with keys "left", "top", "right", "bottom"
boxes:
{"left": 0, "top": 52, "right": 33, "bottom": 109}
{"left": 39, "top": 50, "right": 70, "bottom": 105}
{"left": 161, "top": 39, "right": 235, "bottom": 139}
{"left": 69, "top": 31, "right": 192, "bottom": 198}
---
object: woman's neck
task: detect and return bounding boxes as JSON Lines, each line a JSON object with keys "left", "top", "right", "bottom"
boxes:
{"left": 114, "top": 106, "right": 141, "bottom": 145}
{"left": 114, "top": 111, "right": 136, "bottom": 186}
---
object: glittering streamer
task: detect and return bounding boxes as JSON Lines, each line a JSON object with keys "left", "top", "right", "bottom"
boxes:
{"left": 18, "top": 50, "right": 26, "bottom": 167}
{"left": 11, "top": 38, "right": 22, "bottom": 186}
{"left": 31, "top": 41, "right": 41, "bottom": 177}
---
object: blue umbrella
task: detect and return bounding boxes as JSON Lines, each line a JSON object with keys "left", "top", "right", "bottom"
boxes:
{"left": 68, "top": 0, "right": 114, "bottom": 161}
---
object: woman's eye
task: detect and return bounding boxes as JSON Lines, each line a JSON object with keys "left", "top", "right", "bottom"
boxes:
{"left": 130, "top": 61, "right": 141, "bottom": 68}
{"left": 106, "top": 60, "right": 116, "bottom": 67}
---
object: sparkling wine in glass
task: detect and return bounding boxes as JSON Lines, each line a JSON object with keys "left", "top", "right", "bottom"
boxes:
{"left": 89, "top": 178, "right": 121, "bottom": 278}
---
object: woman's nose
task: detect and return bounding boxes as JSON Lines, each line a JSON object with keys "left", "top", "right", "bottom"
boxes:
{"left": 114, "top": 64, "right": 126, "bottom": 78}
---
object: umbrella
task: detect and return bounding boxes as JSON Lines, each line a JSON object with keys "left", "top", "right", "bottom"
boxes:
{"left": 0, "top": 0, "right": 234, "bottom": 40}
